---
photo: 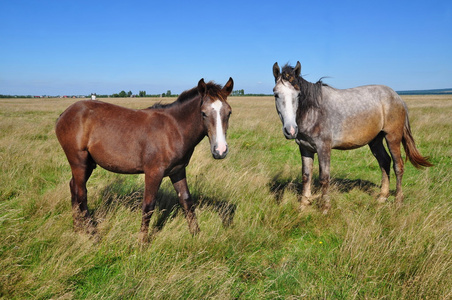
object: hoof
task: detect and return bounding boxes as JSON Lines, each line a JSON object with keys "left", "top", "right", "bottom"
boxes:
{"left": 301, "top": 196, "right": 311, "bottom": 206}
{"left": 73, "top": 217, "right": 97, "bottom": 235}
{"left": 395, "top": 197, "right": 404, "bottom": 209}
{"left": 138, "top": 231, "right": 149, "bottom": 244}
{"left": 317, "top": 195, "right": 331, "bottom": 215}
{"left": 395, "top": 193, "right": 404, "bottom": 204}
{"left": 377, "top": 196, "right": 387, "bottom": 204}
{"left": 320, "top": 201, "right": 331, "bottom": 215}
{"left": 321, "top": 207, "right": 330, "bottom": 215}
{"left": 188, "top": 222, "right": 200, "bottom": 236}
{"left": 299, "top": 196, "right": 312, "bottom": 210}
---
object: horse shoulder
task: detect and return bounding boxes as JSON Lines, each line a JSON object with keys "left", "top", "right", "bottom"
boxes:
{"left": 142, "top": 110, "right": 182, "bottom": 138}
{"left": 143, "top": 110, "right": 194, "bottom": 176}
{"left": 141, "top": 110, "right": 187, "bottom": 160}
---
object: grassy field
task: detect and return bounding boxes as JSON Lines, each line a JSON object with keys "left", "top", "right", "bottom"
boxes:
{"left": 0, "top": 95, "right": 451, "bottom": 299}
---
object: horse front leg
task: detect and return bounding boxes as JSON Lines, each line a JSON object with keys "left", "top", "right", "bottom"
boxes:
{"left": 299, "top": 146, "right": 315, "bottom": 208}
{"left": 317, "top": 145, "right": 332, "bottom": 214}
{"left": 140, "top": 171, "right": 163, "bottom": 242}
{"left": 170, "top": 169, "right": 200, "bottom": 235}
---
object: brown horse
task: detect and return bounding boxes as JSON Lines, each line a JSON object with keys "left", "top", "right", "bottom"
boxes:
{"left": 273, "top": 62, "right": 433, "bottom": 213}
{"left": 56, "top": 78, "right": 233, "bottom": 240}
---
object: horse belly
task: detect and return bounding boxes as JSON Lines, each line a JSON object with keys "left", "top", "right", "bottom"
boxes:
{"left": 88, "top": 141, "right": 144, "bottom": 174}
{"left": 86, "top": 126, "right": 146, "bottom": 174}
{"left": 333, "top": 117, "right": 382, "bottom": 150}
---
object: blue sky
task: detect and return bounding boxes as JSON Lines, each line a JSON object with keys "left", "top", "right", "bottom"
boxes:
{"left": 1, "top": 0, "right": 451, "bottom": 95}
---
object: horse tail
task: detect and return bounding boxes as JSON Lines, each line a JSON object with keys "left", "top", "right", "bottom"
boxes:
{"left": 401, "top": 114, "right": 433, "bottom": 169}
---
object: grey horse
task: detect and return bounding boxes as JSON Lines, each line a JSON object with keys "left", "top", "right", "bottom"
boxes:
{"left": 273, "top": 61, "right": 433, "bottom": 213}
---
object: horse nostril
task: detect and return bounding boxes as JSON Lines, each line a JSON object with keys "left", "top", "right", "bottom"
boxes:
{"left": 284, "top": 125, "right": 297, "bottom": 138}
{"left": 215, "top": 143, "right": 227, "bottom": 155}
{"left": 223, "top": 145, "right": 229, "bottom": 155}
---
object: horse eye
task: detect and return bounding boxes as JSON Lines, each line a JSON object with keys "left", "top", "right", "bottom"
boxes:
{"left": 202, "top": 111, "right": 207, "bottom": 118}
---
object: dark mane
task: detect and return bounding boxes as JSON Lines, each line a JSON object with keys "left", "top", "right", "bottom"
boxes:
{"left": 149, "top": 81, "right": 224, "bottom": 109}
{"left": 281, "top": 64, "right": 327, "bottom": 110}
{"left": 203, "top": 81, "right": 227, "bottom": 100}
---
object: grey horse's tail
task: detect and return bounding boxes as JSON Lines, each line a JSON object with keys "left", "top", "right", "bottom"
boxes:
{"left": 401, "top": 115, "right": 434, "bottom": 168}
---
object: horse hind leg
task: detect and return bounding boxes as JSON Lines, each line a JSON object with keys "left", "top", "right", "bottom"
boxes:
{"left": 68, "top": 151, "right": 96, "bottom": 232}
{"left": 369, "top": 133, "right": 391, "bottom": 203}
{"left": 316, "top": 145, "right": 332, "bottom": 214}
{"left": 385, "top": 132, "right": 405, "bottom": 204}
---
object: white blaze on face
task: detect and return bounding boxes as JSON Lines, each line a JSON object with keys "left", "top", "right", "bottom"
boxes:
{"left": 274, "top": 80, "right": 299, "bottom": 137}
{"left": 211, "top": 100, "right": 227, "bottom": 155}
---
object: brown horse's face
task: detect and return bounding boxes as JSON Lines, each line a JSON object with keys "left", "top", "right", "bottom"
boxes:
{"left": 198, "top": 78, "right": 234, "bottom": 159}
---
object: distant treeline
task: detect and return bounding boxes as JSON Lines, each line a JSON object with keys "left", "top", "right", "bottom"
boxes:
{"left": 0, "top": 92, "right": 176, "bottom": 99}
{"left": 396, "top": 88, "right": 452, "bottom": 95}
{"left": 5, "top": 88, "right": 450, "bottom": 99}
{"left": 0, "top": 89, "right": 273, "bottom": 99}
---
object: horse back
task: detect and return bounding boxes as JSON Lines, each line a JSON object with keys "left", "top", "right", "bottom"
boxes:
{"left": 56, "top": 100, "right": 146, "bottom": 145}
{"left": 321, "top": 85, "right": 407, "bottom": 149}
{"left": 55, "top": 100, "right": 184, "bottom": 174}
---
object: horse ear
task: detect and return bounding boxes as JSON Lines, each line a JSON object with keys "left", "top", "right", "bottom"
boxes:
{"left": 294, "top": 61, "right": 301, "bottom": 77}
{"left": 222, "top": 77, "right": 234, "bottom": 96}
{"left": 273, "top": 62, "right": 280, "bottom": 79}
{"left": 197, "top": 78, "right": 207, "bottom": 97}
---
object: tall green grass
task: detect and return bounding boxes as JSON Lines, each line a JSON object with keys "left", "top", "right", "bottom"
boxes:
{"left": 0, "top": 95, "right": 451, "bottom": 299}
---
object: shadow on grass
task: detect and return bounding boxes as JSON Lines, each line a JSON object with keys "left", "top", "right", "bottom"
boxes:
{"left": 93, "top": 177, "right": 235, "bottom": 233}
{"left": 269, "top": 172, "right": 379, "bottom": 203}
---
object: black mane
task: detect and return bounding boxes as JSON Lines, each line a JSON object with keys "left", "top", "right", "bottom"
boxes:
{"left": 149, "top": 81, "right": 224, "bottom": 109}
{"left": 281, "top": 64, "right": 327, "bottom": 110}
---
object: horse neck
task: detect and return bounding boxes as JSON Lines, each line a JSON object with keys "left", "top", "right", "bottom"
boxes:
{"left": 298, "top": 77, "right": 323, "bottom": 110}
{"left": 297, "top": 78, "right": 324, "bottom": 127}
{"left": 167, "top": 95, "right": 206, "bottom": 143}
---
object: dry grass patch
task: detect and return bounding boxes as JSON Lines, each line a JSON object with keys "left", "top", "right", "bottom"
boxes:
{"left": 1, "top": 96, "right": 451, "bottom": 299}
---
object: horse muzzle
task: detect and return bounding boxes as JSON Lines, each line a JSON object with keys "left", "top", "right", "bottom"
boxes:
{"left": 211, "top": 143, "right": 229, "bottom": 159}
{"left": 283, "top": 124, "right": 298, "bottom": 139}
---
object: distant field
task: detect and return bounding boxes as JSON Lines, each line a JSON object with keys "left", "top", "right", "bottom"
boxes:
{"left": 0, "top": 95, "right": 451, "bottom": 299}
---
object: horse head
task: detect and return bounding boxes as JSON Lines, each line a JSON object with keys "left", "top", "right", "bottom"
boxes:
{"left": 197, "top": 77, "right": 234, "bottom": 159}
{"left": 273, "top": 61, "right": 301, "bottom": 139}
